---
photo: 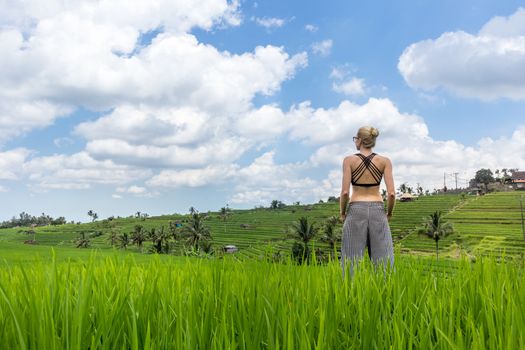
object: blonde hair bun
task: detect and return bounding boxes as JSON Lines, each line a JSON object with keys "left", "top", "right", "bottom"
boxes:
{"left": 357, "top": 126, "right": 379, "bottom": 148}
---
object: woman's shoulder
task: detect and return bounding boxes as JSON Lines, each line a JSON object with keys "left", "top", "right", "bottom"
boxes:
{"left": 373, "top": 153, "right": 392, "bottom": 165}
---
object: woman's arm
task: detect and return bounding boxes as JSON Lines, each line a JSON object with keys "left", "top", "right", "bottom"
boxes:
{"left": 383, "top": 157, "right": 395, "bottom": 221}
{"left": 339, "top": 157, "right": 352, "bottom": 221}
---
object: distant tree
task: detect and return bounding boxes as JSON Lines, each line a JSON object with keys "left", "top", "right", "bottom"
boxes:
{"left": 270, "top": 200, "right": 286, "bottom": 209}
{"left": 131, "top": 225, "right": 147, "bottom": 252}
{"left": 473, "top": 169, "right": 494, "bottom": 191}
{"left": 417, "top": 186, "right": 424, "bottom": 196}
{"left": 319, "top": 216, "right": 340, "bottom": 255}
{"left": 149, "top": 226, "right": 171, "bottom": 254}
{"left": 118, "top": 232, "right": 131, "bottom": 249}
{"left": 87, "top": 210, "right": 98, "bottom": 222}
{"left": 290, "top": 216, "right": 318, "bottom": 264}
{"left": 189, "top": 207, "right": 196, "bottom": 215}
{"left": 75, "top": 232, "right": 90, "bottom": 248}
{"left": 219, "top": 205, "right": 231, "bottom": 233}
{"left": 417, "top": 211, "right": 454, "bottom": 259}
{"left": 182, "top": 210, "right": 212, "bottom": 251}
{"left": 107, "top": 228, "right": 119, "bottom": 246}
{"left": 327, "top": 196, "right": 338, "bottom": 203}
{"left": 398, "top": 183, "right": 408, "bottom": 194}
{"left": 294, "top": 201, "right": 301, "bottom": 206}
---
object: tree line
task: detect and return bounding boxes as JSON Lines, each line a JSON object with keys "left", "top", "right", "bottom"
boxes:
{"left": 0, "top": 212, "right": 66, "bottom": 229}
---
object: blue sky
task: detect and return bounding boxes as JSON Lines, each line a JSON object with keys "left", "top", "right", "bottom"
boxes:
{"left": 1, "top": 0, "right": 525, "bottom": 222}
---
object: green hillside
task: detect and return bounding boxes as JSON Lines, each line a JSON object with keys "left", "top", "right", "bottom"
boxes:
{"left": 1, "top": 192, "right": 524, "bottom": 260}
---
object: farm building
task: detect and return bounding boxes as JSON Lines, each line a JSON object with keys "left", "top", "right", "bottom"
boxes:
{"left": 223, "top": 245, "right": 238, "bottom": 253}
{"left": 511, "top": 171, "right": 525, "bottom": 189}
{"left": 399, "top": 193, "right": 417, "bottom": 202}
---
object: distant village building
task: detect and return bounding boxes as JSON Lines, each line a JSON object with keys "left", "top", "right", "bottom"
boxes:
{"left": 511, "top": 171, "right": 525, "bottom": 190}
{"left": 399, "top": 193, "right": 417, "bottom": 202}
{"left": 223, "top": 245, "right": 238, "bottom": 253}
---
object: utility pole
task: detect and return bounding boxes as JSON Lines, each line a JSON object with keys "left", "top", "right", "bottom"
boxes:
{"left": 453, "top": 172, "right": 459, "bottom": 191}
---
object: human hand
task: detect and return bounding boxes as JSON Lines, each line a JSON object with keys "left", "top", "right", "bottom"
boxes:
{"left": 386, "top": 214, "right": 392, "bottom": 222}
{"left": 340, "top": 213, "right": 346, "bottom": 222}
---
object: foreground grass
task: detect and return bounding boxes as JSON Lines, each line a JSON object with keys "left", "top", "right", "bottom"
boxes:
{"left": 0, "top": 252, "right": 523, "bottom": 349}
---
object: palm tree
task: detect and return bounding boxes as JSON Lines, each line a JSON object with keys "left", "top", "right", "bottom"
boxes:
{"left": 131, "top": 225, "right": 147, "bottom": 252}
{"left": 149, "top": 226, "right": 171, "bottom": 254}
{"left": 319, "top": 216, "right": 340, "bottom": 255}
{"left": 219, "top": 205, "right": 231, "bottom": 233}
{"left": 107, "top": 228, "right": 119, "bottom": 246}
{"left": 118, "top": 232, "right": 131, "bottom": 249}
{"left": 417, "top": 211, "right": 454, "bottom": 259}
{"left": 182, "top": 211, "right": 212, "bottom": 251}
{"left": 290, "top": 216, "right": 318, "bottom": 263}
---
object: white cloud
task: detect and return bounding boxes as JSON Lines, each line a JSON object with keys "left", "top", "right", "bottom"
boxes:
{"left": 0, "top": 148, "right": 31, "bottom": 180}
{"left": 253, "top": 17, "right": 285, "bottom": 29}
{"left": 284, "top": 98, "right": 525, "bottom": 192}
{"left": 0, "top": 185, "right": 8, "bottom": 192}
{"left": 0, "top": 0, "right": 242, "bottom": 34}
{"left": 22, "top": 152, "right": 152, "bottom": 190}
{"left": 305, "top": 24, "right": 318, "bottom": 32}
{"left": 235, "top": 105, "right": 289, "bottom": 140}
{"left": 115, "top": 185, "right": 158, "bottom": 197}
{"left": 147, "top": 164, "right": 239, "bottom": 188}
{"left": 478, "top": 7, "right": 525, "bottom": 37}
{"left": 0, "top": 0, "right": 246, "bottom": 145}
{"left": 398, "top": 7, "right": 525, "bottom": 100}
{"left": 332, "top": 78, "right": 366, "bottom": 96}
{"left": 53, "top": 137, "right": 74, "bottom": 148}
{"left": 311, "top": 39, "right": 333, "bottom": 56}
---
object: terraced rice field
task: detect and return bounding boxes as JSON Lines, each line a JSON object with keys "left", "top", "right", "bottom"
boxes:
{"left": 445, "top": 192, "right": 525, "bottom": 258}
{"left": 2, "top": 193, "right": 523, "bottom": 259}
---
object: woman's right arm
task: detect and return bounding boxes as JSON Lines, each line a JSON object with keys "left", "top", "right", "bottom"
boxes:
{"left": 383, "top": 158, "right": 395, "bottom": 221}
{"left": 339, "top": 157, "right": 352, "bottom": 222}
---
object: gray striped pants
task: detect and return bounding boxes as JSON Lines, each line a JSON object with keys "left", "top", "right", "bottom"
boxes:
{"left": 341, "top": 201, "right": 394, "bottom": 277}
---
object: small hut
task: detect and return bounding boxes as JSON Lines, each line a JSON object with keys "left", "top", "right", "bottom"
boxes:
{"left": 223, "top": 245, "right": 238, "bottom": 253}
{"left": 399, "top": 193, "right": 417, "bottom": 202}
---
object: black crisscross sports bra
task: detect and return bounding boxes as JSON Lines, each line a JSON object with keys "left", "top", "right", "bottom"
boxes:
{"left": 351, "top": 153, "right": 383, "bottom": 187}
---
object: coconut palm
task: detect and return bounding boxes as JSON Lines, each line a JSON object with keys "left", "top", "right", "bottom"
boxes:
{"left": 417, "top": 211, "right": 454, "bottom": 259}
{"left": 118, "top": 232, "right": 131, "bottom": 249}
{"left": 182, "top": 211, "right": 212, "bottom": 251}
{"left": 219, "top": 205, "right": 231, "bottom": 233}
{"left": 149, "top": 226, "right": 171, "bottom": 254}
{"left": 320, "top": 216, "right": 340, "bottom": 255}
{"left": 131, "top": 225, "right": 147, "bottom": 252}
{"left": 290, "top": 216, "right": 318, "bottom": 263}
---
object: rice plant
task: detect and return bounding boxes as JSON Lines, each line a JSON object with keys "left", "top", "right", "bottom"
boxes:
{"left": 0, "top": 251, "right": 523, "bottom": 349}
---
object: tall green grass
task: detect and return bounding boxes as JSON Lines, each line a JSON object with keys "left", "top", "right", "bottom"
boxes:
{"left": 0, "top": 253, "right": 523, "bottom": 349}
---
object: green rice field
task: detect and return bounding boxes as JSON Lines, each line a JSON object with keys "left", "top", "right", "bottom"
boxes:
{"left": 0, "top": 251, "right": 523, "bottom": 349}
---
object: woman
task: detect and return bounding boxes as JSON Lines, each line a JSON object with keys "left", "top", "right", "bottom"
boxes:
{"left": 339, "top": 126, "right": 395, "bottom": 276}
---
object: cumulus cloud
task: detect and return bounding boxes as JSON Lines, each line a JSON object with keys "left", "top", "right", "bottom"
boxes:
{"left": 22, "top": 152, "right": 152, "bottom": 190}
{"left": 115, "top": 185, "right": 158, "bottom": 197}
{"left": 253, "top": 16, "right": 286, "bottom": 29}
{"left": 0, "top": 0, "right": 245, "bottom": 145}
{"left": 305, "top": 24, "right": 318, "bottom": 32}
{"left": 285, "top": 98, "right": 525, "bottom": 192}
{"left": 147, "top": 164, "right": 239, "bottom": 188}
{"left": 332, "top": 78, "right": 366, "bottom": 96}
{"left": 311, "top": 39, "right": 333, "bottom": 56}
{"left": 398, "top": 7, "right": 525, "bottom": 100}
{"left": 0, "top": 148, "right": 31, "bottom": 180}
{"left": 230, "top": 151, "right": 318, "bottom": 204}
